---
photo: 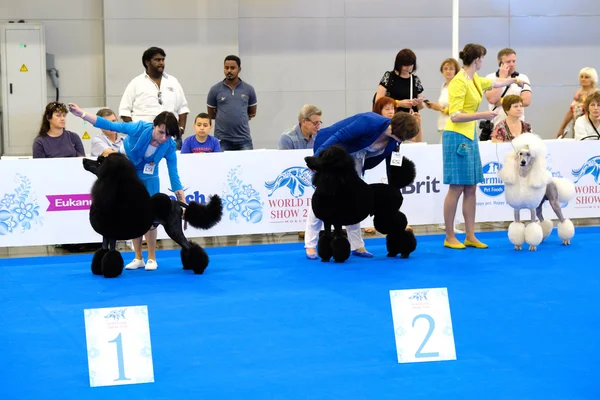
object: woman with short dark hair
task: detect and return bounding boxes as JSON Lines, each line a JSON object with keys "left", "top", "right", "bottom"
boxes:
{"left": 69, "top": 102, "right": 185, "bottom": 271}
{"left": 374, "top": 48, "right": 425, "bottom": 135}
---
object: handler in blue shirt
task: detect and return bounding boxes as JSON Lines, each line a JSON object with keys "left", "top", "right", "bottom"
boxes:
{"left": 305, "top": 111, "right": 419, "bottom": 259}
{"left": 68, "top": 103, "right": 184, "bottom": 272}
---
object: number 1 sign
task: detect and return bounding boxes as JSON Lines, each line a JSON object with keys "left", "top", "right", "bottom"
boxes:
{"left": 389, "top": 288, "right": 456, "bottom": 364}
{"left": 84, "top": 305, "right": 154, "bottom": 387}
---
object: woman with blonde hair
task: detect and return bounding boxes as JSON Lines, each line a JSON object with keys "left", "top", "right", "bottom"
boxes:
{"left": 425, "top": 57, "right": 461, "bottom": 142}
{"left": 557, "top": 67, "right": 598, "bottom": 138}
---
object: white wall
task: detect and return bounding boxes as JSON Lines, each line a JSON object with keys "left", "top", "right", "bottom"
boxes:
{"left": 2, "top": 0, "right": 600, "bottom": 153}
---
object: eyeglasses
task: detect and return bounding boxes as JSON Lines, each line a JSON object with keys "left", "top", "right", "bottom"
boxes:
{"left": 306, "top": 119, "right": 322, "bottom": 127}
{"left": 157, "top": 91, "right": 163, "bottom": 105}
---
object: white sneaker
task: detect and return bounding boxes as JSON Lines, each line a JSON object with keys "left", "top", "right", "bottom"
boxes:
{"left": 125, "top": 258, "right": 145, "bottom": 270}
{"left": 145, "top": 259, "right": 158, "bottom": 271}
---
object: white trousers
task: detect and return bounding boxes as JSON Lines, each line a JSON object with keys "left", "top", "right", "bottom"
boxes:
{"left": 304, "top": 206, "right": 364, "bottom": 251}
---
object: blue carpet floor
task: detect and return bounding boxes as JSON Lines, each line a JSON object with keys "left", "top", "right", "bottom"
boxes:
{"left": 0, "top": 228, "right": 598, "bottom": 399}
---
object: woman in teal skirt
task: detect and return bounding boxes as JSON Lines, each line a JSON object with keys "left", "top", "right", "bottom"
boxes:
{"left": 442, "top": 44, "right": 524, "bottom": 249}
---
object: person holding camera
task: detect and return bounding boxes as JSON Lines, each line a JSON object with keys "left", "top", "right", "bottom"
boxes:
{"left": 442, "top": 44, "right": 524, "bottom": 250}
{"left": 481, "top": 48, "right": 531, "bottom": 141}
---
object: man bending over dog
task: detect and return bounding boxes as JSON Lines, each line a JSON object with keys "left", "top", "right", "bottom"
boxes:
{"left": 304, "top": 111, "right": 420, "bottom": 260}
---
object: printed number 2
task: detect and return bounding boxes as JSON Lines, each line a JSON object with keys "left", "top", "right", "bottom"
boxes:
{"left": 411, "top": 314, "right": 440, "bottom": 359}
{"left": 108, "top": 333, "right": 130, "bottom": 381}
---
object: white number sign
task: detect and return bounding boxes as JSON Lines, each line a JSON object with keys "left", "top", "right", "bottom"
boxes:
{"left": 84, "top": 305, "right": 154, "bottom": 387}
{"left": 389, "top": 288, "right": 456, "bottom": 363}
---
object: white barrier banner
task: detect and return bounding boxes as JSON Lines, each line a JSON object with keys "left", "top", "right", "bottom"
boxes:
{"left": 1, "top": 140, "right": 599, "bottom": 247}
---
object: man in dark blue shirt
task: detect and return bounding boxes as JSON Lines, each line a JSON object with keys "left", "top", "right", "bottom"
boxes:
{"left": 207, "top": 55, "right": 257, "bottom": 151}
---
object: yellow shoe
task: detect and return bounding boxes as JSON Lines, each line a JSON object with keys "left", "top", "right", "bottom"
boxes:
{"left": 464, "top": 239, "right": 488, "bottom": 249}
{"left": 444, "top": 240, "right": 466, "bottom": 249}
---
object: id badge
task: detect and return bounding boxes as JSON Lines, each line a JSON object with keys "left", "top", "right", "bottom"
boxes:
{"left": 390, "top": 151, "right": 403, "bottom": 167}
{"left": 143, "top": 163, "right": 156, "bottom": 175}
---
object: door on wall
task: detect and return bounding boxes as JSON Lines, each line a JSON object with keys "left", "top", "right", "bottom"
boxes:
{"left": 4, "top": 28, "right": 45, "bottom": 155}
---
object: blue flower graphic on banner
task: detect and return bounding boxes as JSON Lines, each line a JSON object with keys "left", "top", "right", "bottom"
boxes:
{"left": 0, "top": 174, "right": 43, "bottom": 235}
{"left": 222, "top": 166, "right": 263, "bottom": 223}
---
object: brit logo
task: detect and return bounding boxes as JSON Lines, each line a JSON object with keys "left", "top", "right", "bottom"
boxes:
{"left": 478, "top": 161, "right": 504, "bottom": 196}
{"left": 264, "top": 166, "right": 313, "bottom": 198}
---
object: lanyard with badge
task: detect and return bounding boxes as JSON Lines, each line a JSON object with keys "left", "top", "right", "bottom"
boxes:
{"left": 143, "top": 162, "right": 155, "bottom": 174}
{"left": 390, "top": 141, "right": 403, "bottom": 167}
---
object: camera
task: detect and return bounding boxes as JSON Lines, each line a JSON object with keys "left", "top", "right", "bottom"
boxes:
{"left": 479, "top": 120, "right": 494, "bottom": 141}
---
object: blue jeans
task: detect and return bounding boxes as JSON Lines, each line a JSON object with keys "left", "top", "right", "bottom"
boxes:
{"left": 219, "top": 139, "right": 253, "bottom": 151}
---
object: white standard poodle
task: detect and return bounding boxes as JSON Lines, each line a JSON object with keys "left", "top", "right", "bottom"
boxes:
{"left": 498, "top": 133, "right": 575, "bottom": 251}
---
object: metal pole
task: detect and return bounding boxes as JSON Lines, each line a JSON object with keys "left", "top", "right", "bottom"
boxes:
{"left": 452, "top": 0, "right": 459, "bottom": 59}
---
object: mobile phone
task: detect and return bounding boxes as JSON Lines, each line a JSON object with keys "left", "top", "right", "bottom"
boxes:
{"left": 499, "top": 61, "right": 504, "bottom": 68}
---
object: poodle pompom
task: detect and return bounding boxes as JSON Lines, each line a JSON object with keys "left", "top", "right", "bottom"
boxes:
{"left": 387, "top": 157, "right": 416, "bottom": 189}
{"left": 317, "top": 232, "right": 334, "bottom": 262}
{"left": 499, "top": 152, "right": 519, "bottom": 185}
{"left": 508, "top": 222, "right": 526, "bottom": 246}
{"left": 540, "top": 219, "right": 554, "bottom": 240}
{"left": 524, "top": 223, "right": 544, "bottom": 247}
{"left": 91, "top": 248, "right": 109, "bottom": 275}
{"left": 386, "top": 230, "right": 417, "bottom": 258}
{"left": 101, "top": 250, "right": 124, "bottom": 278}
{"left": 553, "top": 177, "right": 576, "bottom": 203}
{"left": 181, "top": 242, "right": 209, "bottom": 274}
{"left": 331, "top": 235, "right": 351, "bottom": 263}
{"left": 185, "top": 195, "right": 223, "bottom": 230}
{"left": 557, "top": 219, "right": 575, "bottom": 244}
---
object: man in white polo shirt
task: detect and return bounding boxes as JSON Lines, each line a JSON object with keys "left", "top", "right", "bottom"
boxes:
{"left": 484, "top": 48, "right": 532, "bottom": 130}
{"left": 119, "top": 47, "right": 190, "bottom": 149}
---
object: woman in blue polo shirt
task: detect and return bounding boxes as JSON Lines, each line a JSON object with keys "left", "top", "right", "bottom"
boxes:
{"left": 68, "top": 103, "right": 185, "bottom": 272}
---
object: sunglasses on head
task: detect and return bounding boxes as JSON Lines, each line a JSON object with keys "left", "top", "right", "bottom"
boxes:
{"left": 50, "top": 102, "right": 67, "bottom": 110}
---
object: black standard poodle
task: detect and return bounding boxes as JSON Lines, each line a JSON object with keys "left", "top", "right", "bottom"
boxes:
{"left": 305, "top": 145, "right": 417, "bottom": 263}
{"left": 82, "top": 153, "right": 223, "bottom": 278}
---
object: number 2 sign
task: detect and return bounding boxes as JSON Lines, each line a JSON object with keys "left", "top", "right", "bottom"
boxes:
{"left": 84, "top": 305, "right": 155, "bottom": 387}
{"left": 389, "top": 288, "right": 457, "bottom": 364}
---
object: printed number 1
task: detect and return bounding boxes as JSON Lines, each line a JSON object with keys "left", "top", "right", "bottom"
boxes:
{"left": 109, "top": 333, "right": 130, "bottom": 381}
{"left": 412, "top": 314, "right": 440, "bottom": 358}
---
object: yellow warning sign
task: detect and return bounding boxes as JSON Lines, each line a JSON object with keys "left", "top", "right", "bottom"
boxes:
{"left": 20, "top": 64, "right": 28, "bottom": 72}
{"left": 82, "top": 132, "right": 90, "bottom": 139}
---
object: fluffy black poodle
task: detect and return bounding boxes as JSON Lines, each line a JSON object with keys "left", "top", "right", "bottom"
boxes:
{"left": 305, "top": 145, "right": 417, "bottom": 262}
{"left": 83, "top": 153, "right": 222, "bottom": 278}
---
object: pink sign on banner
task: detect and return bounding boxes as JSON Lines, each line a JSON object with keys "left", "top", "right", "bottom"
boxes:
{"left": 46, "top": 194, "right": 92, "bottom": 212}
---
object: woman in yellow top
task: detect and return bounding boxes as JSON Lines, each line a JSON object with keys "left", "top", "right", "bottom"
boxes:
{"left": 442, "top": 43, "right": 524, "bottom": 250}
